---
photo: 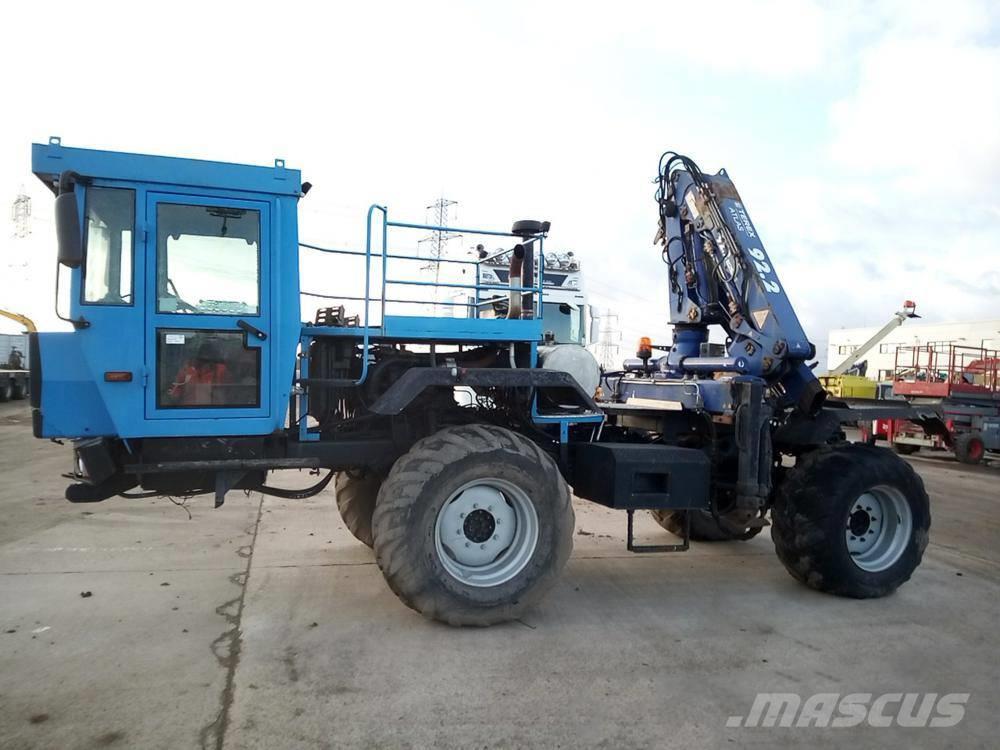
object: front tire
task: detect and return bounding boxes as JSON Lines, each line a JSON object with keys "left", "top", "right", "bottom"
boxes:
{"left": 372, "top": 424, "right": 573, "bottom": 626}
{"left": 953, "top": 433, "right": 984, "bottom": 465}
{"left": 771, "top": 443, "right": 930, "bottom": 598}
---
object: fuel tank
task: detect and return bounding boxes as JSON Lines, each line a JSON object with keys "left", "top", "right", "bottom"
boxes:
{"left": 538, "top": 344, "right": 600, "bottom": 396}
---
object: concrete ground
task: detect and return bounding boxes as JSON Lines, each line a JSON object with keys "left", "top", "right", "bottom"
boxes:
{"left": 0, "top": 399, "right": 997, "bottom": 749}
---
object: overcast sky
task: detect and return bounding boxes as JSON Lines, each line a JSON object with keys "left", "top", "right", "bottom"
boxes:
{"left": 2, "top": 0, "right": 998, "bottom": 368}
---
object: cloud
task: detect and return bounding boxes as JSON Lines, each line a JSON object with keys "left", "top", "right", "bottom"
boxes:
{"left": 829, "top": 7, "right": 1000, "bottom": 196}
{"left": 747, "top": 2, "right": 1000, "bottom": 362}
{"left": 590, "top": 0, "right": 839, "bottom": 77}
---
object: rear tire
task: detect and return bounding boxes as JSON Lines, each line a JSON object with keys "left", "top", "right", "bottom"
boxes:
{"left": 771, "top": 443, "right": 930, "bottom": 599}
{"left": 953, "top": 433, "right": 984, "bottom": 465}
{"left": 10, "top": 380, "right": 25, "bottom": 400}
{"left": 650, "top": 508, "right": 762, "bottom": 541}
{"left": 335, "top": 471, "right": 383, "bottom": 547}
{"left": 0, "top": 379, "right": 11, "bottom": 403}
{"left": 372, "top": 424, "right": 573, "bottom": 626}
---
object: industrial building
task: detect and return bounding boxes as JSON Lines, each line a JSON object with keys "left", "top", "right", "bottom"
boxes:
{"left": 828, "top": 319, "right": 1000, "bottom": 381}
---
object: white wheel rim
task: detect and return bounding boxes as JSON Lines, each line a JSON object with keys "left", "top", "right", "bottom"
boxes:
{"left": 434, "top": 478, "right": 538, "bottom": 588}
{"left": 846, "top": 485, "right": 913, "bottom": 572}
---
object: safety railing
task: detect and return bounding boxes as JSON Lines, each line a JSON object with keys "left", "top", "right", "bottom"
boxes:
{"left": 893, "top": 344, "right": 999, "bottom": 396}
{"left": 298, "top": 204, "right": 547, "bottom": 386}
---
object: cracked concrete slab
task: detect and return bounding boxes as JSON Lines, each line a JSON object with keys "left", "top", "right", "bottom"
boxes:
{"left": 1, "top": 400, "right": 998, "bottom": 749}
{"left": 0, "top": 403, "right": 260, "bottom": 749}
{"left": 223, "top": 493, "right": 999, "bottom": 749}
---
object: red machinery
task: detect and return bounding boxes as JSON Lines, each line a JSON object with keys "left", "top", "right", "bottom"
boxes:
{"left": 871, "top": 344, "right": 1000, "bottom": 463}
{"left": 892, "top": 344, "right": 999, "bottom": 399}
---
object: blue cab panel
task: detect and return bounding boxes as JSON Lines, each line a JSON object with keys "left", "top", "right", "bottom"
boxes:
{"left": 32, "top": 141, "right": 302, "bottom": 198}
{"left": 31, "top": 141, "right": 302, "bottom": 439}
{"left": 32, "top": 333, "right": 116, "bottom": 437}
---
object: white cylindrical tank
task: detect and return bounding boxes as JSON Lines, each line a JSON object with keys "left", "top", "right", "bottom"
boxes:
{"left": 537, "top": 344, "right": 600, "bottom": 397}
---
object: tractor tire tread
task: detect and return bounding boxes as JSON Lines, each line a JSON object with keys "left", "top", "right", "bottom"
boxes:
{"left": 771, "top": 443, "right": 930, "bottom": 599}
{"left": 372, "top": 424, "right": 572, "bottom": 626}
{"left": 335, "top": 472, "right": 383, "bottom": 548}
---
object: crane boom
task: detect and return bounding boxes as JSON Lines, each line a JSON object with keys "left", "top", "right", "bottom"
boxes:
{"left": 829, "top": 301, "right": 917, "bottom": 377}
{"left": 0, "top": 309, "right": 38, "bottom": 334}
{"left": 654, "top": 154, "right": 823, "bottom": 413}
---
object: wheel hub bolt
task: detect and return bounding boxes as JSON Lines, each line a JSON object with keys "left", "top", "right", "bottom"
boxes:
{"left": 463, "top": 508, "right": 497, "bottom": 543}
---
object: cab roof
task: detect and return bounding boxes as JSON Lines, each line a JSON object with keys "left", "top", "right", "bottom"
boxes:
{"left": 32, "top": 137, "right": 302, "bottom": 198}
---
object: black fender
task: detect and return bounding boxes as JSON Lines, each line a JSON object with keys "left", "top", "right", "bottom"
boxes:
{"left": 366, "top": 367, "right": 600, "bottom": 416}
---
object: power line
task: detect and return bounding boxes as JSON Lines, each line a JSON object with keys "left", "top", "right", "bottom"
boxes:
{"left": 418, "top": 197, "right": 461, "bottom": 312}
{"left": 11, "top": 187, "right": 31, "bottom": 238}
{"left": 595, "top": 309, "right": 622, "bottom": 371}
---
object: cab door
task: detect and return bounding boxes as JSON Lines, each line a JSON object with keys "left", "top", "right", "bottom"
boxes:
{"left": 144, "top": 193, "right": 271, "bottom": 426}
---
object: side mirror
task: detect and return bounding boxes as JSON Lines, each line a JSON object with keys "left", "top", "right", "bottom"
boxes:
{"left": 588, "top": 305, "right": 602, "bottom": 344}
{"left": 55, "top": 190, "right": 83, "bottom": 268}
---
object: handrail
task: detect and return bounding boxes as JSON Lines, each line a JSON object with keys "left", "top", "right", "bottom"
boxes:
{"left": 355, "top": 204, "right": 387, "bottom": 386}
{"left": 300, "top": 208, "right": 547, "bottom": 323}
{"left": 386, "top": 220, "right": 523, "bottom": 238}
{"left": 384, "top": 278, "right": 542, "bottom": 293}
{"left": 301, "top": 290, "right": 477, "bottom": 309}
{"left": 298, "top": 205, "right": 548, "bottom": 390}
{"left": 300, "top": 241, "right": 479, "bottom": 266}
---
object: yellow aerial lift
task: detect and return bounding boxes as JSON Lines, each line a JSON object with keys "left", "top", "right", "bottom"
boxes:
{"left": 0, "top": 309, "right": 38, "bottom": 333}
{"left": 821, "top": 300, "right": 918, "bottom": 398}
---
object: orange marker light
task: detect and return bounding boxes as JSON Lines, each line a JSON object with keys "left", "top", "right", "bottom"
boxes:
{"left": 638, "top": 337, "right": 653, "bottom": 357}
{"left": 104, "top": 371, "right": 133, "bottom": 382}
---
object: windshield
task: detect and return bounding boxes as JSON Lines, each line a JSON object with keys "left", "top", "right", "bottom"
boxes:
{"left": 541, "top": 302, "right": 583, "bottom": 344}
{"left": 156, "top": 203, "right": 260, "bottom": 316}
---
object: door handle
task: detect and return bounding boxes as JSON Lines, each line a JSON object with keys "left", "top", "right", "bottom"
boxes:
{"left": 237, "top": 320, "right": 268, "bottom": 341}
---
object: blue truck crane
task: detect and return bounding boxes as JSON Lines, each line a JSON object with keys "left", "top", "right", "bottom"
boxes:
{"left": 28, "top": 139, "right": 937, "bottom": 625}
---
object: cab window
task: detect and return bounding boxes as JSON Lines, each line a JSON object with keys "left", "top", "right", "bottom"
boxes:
{"left": 156, "top": 329, "right": 260, "bottom": 409}
{"left": 542, "top": 302, "right": 583, "bottom": 344}
{"left": 156, "top": 203, "right": 260, "bottom": 315}
{"left": 83, "top": 188, "right": 135, "bottom": 305}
